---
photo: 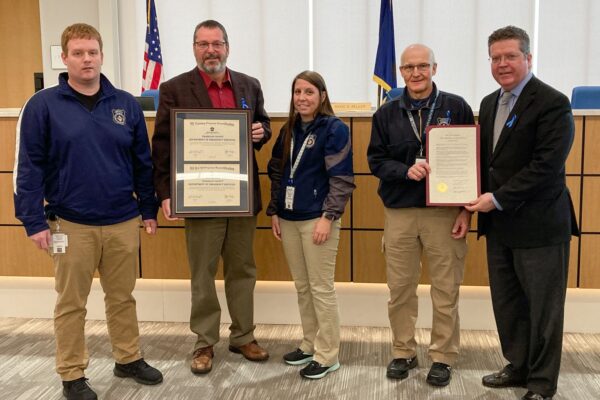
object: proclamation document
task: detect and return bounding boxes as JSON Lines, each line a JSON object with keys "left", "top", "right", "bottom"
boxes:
{"left": 426, "top": 125, "right": 480, "bottom": 206}
{"left": 183, "top": 119, "right": 240, "bottom": 162}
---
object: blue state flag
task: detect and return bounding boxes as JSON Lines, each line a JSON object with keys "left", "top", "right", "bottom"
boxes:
{"left": 373, "top": 0, "right": 397, "bottom": 100}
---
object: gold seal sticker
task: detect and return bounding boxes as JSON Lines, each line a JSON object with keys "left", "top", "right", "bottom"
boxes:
{"left": 436, "top": 182, "right": 448, "bottom": 193}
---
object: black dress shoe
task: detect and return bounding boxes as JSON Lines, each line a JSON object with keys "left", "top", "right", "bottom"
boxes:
{"left": 62, "top": 377, "right": 98, "bottom": 400}
{"left": 522, "top": 391, "right": 553, "bottom": 400}
{"left": 114, "top": 358, "right": 163, "bottom": 385}
{"left": 386, "top": 357, "right": 417, "bottom": 379}
{"left": 482, "top": 367, "right": 526, "bottom": 388}
{"left": 426, "top": 362, "right": 452, "bottom": 386}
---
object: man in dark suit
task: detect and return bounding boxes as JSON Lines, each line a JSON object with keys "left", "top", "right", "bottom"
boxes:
{"left": 466, "top": 26, "right": 578, "bottom": 400}
{"left": 152, "top": 19, "right": 271, "bottom": 375}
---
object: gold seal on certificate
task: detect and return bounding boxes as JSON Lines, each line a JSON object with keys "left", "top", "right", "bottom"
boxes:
{"left": 426, "top": 125, "right": 480, "bottom": 206}
{"left": 170, "top": 109, "right": 254, "bottom": 217}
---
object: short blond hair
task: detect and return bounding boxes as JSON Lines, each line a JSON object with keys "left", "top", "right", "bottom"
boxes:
{"left": 61, "top": 23, "right": 103, "bottom": 54}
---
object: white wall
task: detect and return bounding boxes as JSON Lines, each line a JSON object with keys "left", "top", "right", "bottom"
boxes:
{"left": 39, "top": 0, "right": 120, "bottom": 87}
{"left": 537, "top": 0, "right": 600, "bottom": 98}
{"left": 39, "top": 0, "right": 99, "bottom": 86}
{"left": 117, "top": 0, "right": 311, "bottom": 112}
{"left": 390, "top": 0, "right": 535, "bottom": 112}
{"left": 40, "top": 0, "right": 600, "bottom": 112}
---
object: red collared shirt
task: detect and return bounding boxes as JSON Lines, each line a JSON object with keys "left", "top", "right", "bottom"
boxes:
{"left": 198, "top": 68, "right": 236, "bottom": 109}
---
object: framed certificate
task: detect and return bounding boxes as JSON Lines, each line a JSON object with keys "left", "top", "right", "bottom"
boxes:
{"left": 170, "top": 109, "right": 253, "bottom": 217}
{"left": 426, "top": 125, "right": 480, "bottom": 206}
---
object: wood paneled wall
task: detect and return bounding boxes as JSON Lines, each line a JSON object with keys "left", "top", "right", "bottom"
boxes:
{"left": 2, "top": 115, "right": 599, "bottom": 288}
{"left": 0, "top": 0, "right": 42, "bottom": 108}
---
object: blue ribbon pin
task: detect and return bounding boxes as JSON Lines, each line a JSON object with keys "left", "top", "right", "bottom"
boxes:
{"left": 240, "top": 97, "right": 249, "bottom": 109}
{"left": 506, "top": 114, "right": 517, "bottom": 128}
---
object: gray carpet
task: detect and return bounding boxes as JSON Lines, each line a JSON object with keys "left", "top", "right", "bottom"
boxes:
{"left": 0, "top": 318, "right": 599, "bottom": 399}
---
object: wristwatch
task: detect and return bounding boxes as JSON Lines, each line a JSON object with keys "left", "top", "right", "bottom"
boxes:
{"left": 322, "top": 212, "right": 336, "bottom": 221}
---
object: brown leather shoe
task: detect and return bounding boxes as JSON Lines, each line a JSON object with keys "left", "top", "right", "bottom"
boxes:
{"left": 191, "top": 346, "right": 214, "bottom": 374}
{"left": 228, "top": 340, "right": 269, "bottom": 361}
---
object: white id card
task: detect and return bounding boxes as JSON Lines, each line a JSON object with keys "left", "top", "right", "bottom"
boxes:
{"left": 51, "top": 232, "right": 68, "bottom": 254}
{"left": 415, "top": 156, "right": 426, "bottom": 164}
{"left": 285, "top": 186, "right": 295, "bottom": 210}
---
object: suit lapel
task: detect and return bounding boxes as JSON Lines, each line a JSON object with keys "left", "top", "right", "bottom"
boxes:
{"left": 230, "top": 70, "right": 246, "bottom": 109}
{"left": 187, "top": 68, "right": 248, "bottom": 109}
{"left": 492, "top": 77, "right": 538, "bottom": 160}
{"left": 482, "top": 90, "right": 500, "bottom": 158}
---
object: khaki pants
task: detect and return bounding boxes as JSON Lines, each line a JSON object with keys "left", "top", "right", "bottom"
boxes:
{"left": 185, "top": 216, "right": 257, "bottom": 350}
{"left": 52, "top": 217, "right": 142, "bottom": 381}
{"left": 280, "top": 217, "right": 341, "bottom": 366}
{"left": 384, "top": 207, "right": 467, "bottom": 366}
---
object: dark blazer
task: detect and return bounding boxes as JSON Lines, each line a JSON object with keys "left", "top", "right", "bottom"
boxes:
{"left": 152, "top": 68, "right": 271, "bottom": 214}
{"left": 477, "top": 76, "right": 578, "bottom": 248}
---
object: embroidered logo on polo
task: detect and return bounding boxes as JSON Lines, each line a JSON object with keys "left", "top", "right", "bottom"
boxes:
{"left": 305, "top": 134, "right": 317, "bottom": 148}
{"left": 112, "top": 109, "right": 126, "bottom": 125}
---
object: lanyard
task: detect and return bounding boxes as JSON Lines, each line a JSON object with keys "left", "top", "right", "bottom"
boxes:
{"left": 289, "top": 130, "right": 312, "bottom": 184}
{"left": 406, "top": 89, "right": 439, "bottom": 154}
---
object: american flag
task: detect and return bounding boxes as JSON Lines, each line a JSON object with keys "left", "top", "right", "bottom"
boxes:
{"left": 142, "top": 0, "right": 164, "bottom": 92}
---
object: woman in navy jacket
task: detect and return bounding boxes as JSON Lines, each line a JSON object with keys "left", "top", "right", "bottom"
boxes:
{"left": 267, "top": 71, "right": 354, "bottom": 379}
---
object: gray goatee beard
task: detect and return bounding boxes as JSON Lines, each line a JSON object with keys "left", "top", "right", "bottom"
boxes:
{"left": 200, "top": 58, "right": 226, "bottom": 74}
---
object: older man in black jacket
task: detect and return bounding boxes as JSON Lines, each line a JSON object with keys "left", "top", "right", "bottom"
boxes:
{"left": 368, "top": 44, "right": 474, "bottom": 387}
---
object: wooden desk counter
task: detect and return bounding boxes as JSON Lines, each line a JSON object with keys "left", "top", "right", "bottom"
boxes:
{"left": 1, "top": 111, "right": 599, "bottom": 288}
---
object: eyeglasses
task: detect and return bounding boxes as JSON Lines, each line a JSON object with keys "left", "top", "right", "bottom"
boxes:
{"left": 400, "top": 63, "right": 431, "bottom": 74}
{"left": 489, "top": 53, "right": 524, "bottom": 64}
{"left": 194, "top": 41, "right": 227, "bottom": 51}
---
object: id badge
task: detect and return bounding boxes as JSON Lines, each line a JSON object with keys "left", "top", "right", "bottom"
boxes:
{"left": 285, "top": 186, "right": 295, "bottom": 210}
{"left": 51, "top": 232, "right": 68, "bottom": 254}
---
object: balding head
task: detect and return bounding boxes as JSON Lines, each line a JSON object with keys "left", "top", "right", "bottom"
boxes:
{"left": 400, "top": 44, "right": 436, "bottom": 66}
{"left": 399, "top": 44, "right": 437, "bottom": 99}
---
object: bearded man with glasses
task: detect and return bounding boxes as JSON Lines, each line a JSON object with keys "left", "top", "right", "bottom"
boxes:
{"left": 152, "top": 19, "right": 271, "bottom": 375}
{"left": 368, "top": 43, "right": 474, "bottom": 387}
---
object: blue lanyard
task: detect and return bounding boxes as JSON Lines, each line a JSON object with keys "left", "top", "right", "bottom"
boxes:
{"left": 406, "top": 89, "right": 439, "bottom": 156}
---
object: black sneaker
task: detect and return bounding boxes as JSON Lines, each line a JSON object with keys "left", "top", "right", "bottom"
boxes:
{"left": 386, "top": 357, "right": 418, "bottom": 379}
{"left": 426, "top": 362, "right": 452, "bottom": 386}
{"left": 62, "top": 377, "right": 97, "bottom": 400}
{"left": 299, "top": 360, "right": 340, "bottom": 379}
{"left": 283, "top": 348, "right": 314, "bottom": 365}
{"left": 114, "top": 358, "right": 163, "bottom": 385}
